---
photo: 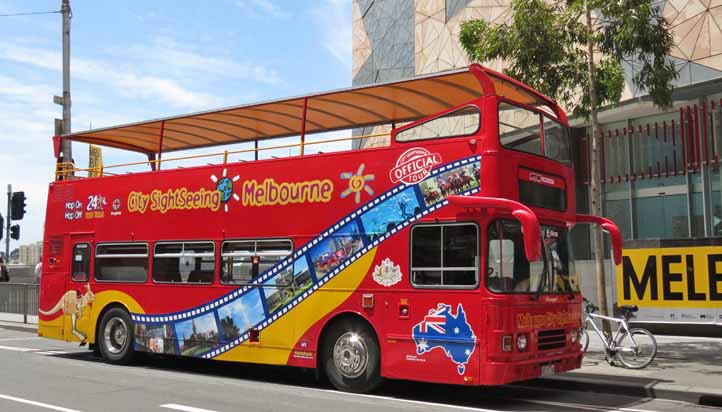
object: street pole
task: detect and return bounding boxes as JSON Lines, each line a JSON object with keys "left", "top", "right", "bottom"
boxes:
{"left": 60, "top": 0, "right": 72, "bottom": 161}
{"left": 5, "top": 184, "right": 11, "bottom": 261}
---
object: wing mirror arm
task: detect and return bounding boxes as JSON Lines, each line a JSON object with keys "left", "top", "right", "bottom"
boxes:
{"left": 447, "top": 195, "right": 541, "bottom": 262}
{"left": 575, "top": 214, "right": 623, "bottom": 266}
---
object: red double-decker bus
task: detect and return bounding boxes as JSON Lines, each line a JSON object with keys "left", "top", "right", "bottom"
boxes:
{"left": 39, "top": 64, "right": 622, "bottom": 393}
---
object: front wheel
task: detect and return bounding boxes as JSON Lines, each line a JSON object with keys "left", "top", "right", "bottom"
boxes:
{"left": 322, "top": 319, "right": 381, "bottom": 393}
{"left": 97, "top": 307, "right": 135, "bottom": 364}
{"left": 580, "top": 328, "right": 589, "bottom": 353}
{"left": 615, "top": 328, "right": 657, "bottom": 369}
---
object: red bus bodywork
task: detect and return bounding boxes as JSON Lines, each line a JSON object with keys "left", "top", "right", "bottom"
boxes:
{"left": 39, "top": 64, "right": 622, "bottom": 388}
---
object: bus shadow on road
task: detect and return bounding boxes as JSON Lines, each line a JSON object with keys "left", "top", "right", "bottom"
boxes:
{"left": 51, "top": 350, "right": 665, "bottom": 411}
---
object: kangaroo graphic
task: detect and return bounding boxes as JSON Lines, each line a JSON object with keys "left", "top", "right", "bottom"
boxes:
{"left": 39, "top": 283, "right": 96, "bottom": 344}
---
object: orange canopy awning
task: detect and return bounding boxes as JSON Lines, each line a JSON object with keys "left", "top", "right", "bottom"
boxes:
{"left": 61, "top": 64, "right": 563, "bottom": 154}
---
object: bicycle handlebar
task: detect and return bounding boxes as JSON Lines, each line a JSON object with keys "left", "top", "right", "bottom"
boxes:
{"left": 583, "top": 297, "right": 598, "bottom": 313}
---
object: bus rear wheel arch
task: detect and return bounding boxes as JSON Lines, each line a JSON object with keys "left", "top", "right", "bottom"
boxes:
{"left": 96, "top": 306, "right": 135, "bottom": 364}
{"left": 319, "top": 314, "right": 381, "bottom": 393}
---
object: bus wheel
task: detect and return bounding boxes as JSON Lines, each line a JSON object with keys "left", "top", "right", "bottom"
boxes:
{"left": 323, "top": 319, "right": 381, "bottom": 393}
{"left": 98, "top": 307, "right": 135, "bottom": 364}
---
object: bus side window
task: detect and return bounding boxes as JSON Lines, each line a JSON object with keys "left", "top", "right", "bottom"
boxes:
{"left": 221, "top": 239, "right": 293, "bottom": 285}
{"left": 153, "top": 242, "right": 214, "bottom": 284}
{"left": 95, "top": 243, "right": 148, "bottom": 283}
{"left": 410, "top": 223, "right": 478, "bottom": 288}
{"left": 71, "top": 243, "right": 91, "bottom": 282}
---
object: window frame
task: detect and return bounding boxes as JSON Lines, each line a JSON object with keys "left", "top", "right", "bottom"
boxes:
{"left": 93, "top": 242, "right": 149, "bottom": 283}
{"left": 220, "top": 238, "right": 294, "bottom": 285}
{"left": 71, "top": 242, "right": 91, "bottom": 282}
{"left": 395, "top": 104, "right": 481, "bottom": 143}
{"left": 497, "top": 99, "right": 571, "bottom": 166}
{"left": 409, "top": 222, "right": 480, "bottom": 289}
{"left": 152, "top": 240, "right": 217, "bottom": 284}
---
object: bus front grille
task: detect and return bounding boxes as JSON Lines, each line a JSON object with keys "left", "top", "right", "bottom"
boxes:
{"left": 537, "top": 329, "right": 566, "bottom": 351}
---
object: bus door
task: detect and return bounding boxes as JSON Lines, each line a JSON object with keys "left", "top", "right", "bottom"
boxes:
{"left": 63, "top": 233, "right": 95, "bottom": 342}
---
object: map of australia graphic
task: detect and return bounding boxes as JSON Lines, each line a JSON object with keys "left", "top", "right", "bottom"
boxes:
{"left": 412, "top": 303, "right": 477, "bottom": 375}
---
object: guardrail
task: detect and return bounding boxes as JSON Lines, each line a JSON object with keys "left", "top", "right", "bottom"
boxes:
{"left": 0, "top": 283, "right": 39, "bottom": 324}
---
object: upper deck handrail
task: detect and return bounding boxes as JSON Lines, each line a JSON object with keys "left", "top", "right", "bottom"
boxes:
{"left": 54, "top": 64, "right": 566, "bottom": 157}
{"left": 55, "top": 131, "right": 390, "bottom": 180}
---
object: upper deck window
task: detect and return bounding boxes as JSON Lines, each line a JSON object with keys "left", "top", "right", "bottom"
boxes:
{"left": 153, "top": 242, "right": 215, "bottom": 284}
{"left": 95, "top": 243, "right": 148, "bottom": 283}
{"left": 498, "top": 102, "right": 570, "bottom": 165}
{"left": 396, "top": 106, "right": 480, "bottom": 142}
{"left": 220, "top": 239, "right": 293, "bottom": 284}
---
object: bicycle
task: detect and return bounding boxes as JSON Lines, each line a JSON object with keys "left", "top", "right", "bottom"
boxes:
{"left": 579, "top": 297, "right": 657, "bottom": 369}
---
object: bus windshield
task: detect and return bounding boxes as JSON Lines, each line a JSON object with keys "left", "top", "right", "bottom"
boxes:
{"left": 486, "top": 220, "right": 578, "bottom": 294}
{"left": 498, "top": 102, "right": 570, "bottom": 165}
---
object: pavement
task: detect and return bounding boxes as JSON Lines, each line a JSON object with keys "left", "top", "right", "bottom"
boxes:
{"left": 527, "top": 333, "right": 722, "bottom": 407}
{"left": 0, "top": 317, "right": 721, "bottom": 408}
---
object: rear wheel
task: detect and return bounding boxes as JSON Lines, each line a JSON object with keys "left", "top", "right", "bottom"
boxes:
{"left": 322, "top": 319, "right": 381, "bottom": 393}
{"left": 98, "top": 307, "right": 135, "bottom": 364}
{"left": 615, "top": 328, "right": 656, "bottom": 369}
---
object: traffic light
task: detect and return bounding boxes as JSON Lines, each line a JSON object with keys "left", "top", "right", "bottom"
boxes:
{"left": 10, "top": 191, "right": 26, "bottom": 220}
{"left": 9, "top": 225, "right": 19, "bottom": 240}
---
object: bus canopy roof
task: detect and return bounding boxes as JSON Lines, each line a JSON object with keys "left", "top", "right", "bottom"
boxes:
{"left": 59, "top": 64, "right": 564, "bottom": 154}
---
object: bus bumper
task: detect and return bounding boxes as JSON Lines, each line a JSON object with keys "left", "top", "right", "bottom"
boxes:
{"left": 479, "top": 352, "right": 582, "bottom": 386}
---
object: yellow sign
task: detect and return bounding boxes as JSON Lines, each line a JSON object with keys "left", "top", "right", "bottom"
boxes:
{"left": 617, "top": 246, "right": 722, "bottom": 308}
{"left": 88, "top": 145, "right": 103, "bottom": 177}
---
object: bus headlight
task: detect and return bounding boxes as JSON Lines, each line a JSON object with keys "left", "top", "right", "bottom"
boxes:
{"left": 570, "top": 329, "right": 578, "bottom": 343}
{"left": 517, "top": 334, "right": 528, "bottom": 351}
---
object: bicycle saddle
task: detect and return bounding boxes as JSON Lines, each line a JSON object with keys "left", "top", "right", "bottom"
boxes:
{"left": 619, "top": 305, "right": 639, "bottom": 313}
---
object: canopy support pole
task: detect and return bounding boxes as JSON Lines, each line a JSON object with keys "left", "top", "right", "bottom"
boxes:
{"left": 255, "top": 140, "right": 258, "bottom": 161}
{"left": 157, "top": 120, "right": 165, "bottom": 171}
{"left": 300, "top": 97, "right": 308, "bottom": 156}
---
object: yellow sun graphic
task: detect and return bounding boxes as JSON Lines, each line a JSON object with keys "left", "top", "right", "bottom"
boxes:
{"left": 340, "top": 163, "right": 375, "bottom": 204}
{"left": 210, "top": 168, "right": 240, "bottom": 212}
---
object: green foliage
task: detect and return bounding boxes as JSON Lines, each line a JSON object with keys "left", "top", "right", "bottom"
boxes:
{"left": 459, "top": 0, "right": 677, "bottom": 118}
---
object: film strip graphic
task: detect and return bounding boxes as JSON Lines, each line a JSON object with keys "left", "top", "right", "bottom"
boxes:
{"left": 131, "top": 155, "right": 481, "bottom": 359}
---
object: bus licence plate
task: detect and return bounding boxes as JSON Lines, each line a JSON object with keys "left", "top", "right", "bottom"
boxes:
{"left": 541, "top": 364, "right": 556, "bottom": 376}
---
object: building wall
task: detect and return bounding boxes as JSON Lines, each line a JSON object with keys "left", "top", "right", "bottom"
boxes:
{"left": 18, "top": 241, "right": 42, "bottom": 266}
{"left": 352, "top": 0, "right": 722, "bottom": 243}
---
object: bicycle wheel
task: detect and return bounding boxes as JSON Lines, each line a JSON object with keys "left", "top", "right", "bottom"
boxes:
{"left": 580, "top": 329, "right": 589, "bottom": 353}
{"left": 614, "top": 328, "right": 657, "bottom": 369}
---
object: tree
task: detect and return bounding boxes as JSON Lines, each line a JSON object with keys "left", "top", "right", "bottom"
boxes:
{"left": 460, "top": 0, "right": 677, "bottom": 329}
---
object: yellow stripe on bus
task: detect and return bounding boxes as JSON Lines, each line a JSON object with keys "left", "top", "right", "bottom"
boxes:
{"left": 215, "top": 247, "right": 378, "bottom": 364}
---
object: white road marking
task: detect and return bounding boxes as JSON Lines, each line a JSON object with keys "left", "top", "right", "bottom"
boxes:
{"left": 160, "top": 404, "right": 220, "bottom": 412}
{"left": 0, "top": 337, "right": 41, "bottom": 341}
{"left": 35, "top": 350, "right": 73, "bottom": 355}
{"left": 515, "top": 399, "right": 660, "bottom": 412}
{"left": 0, "top": 393, "right": 83, "bottom": 412}
{"left": 303, "top": 387, "right": 507, "bottom": 412}
{"left": 0, "top": 345, "right": 37, "bottom": 352}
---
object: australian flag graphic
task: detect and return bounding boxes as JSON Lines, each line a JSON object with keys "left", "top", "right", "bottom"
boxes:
{"left": 412, "top": 303, "right": 476, "bottom": 375}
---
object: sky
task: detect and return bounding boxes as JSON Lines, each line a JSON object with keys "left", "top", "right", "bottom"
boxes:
{"left": 0, "top": 0, "right": 352, "bottom": 251}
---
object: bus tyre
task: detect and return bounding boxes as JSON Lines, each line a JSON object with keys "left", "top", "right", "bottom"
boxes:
{"left": 323, "top": 320, "right": 381, "bottom": 393}
{"left": 98, "top": 307, "right": 135, "bottom": 365}
{"left": 580, "top": 329, "right": 589, "bottom": 353}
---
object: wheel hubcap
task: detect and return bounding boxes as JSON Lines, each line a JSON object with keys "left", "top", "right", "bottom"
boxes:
{"left": 333, "top": 332, "right": 368, "bottom": 378}
{"left": 104, "top": 317, "right": 128, "bottom": 355}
